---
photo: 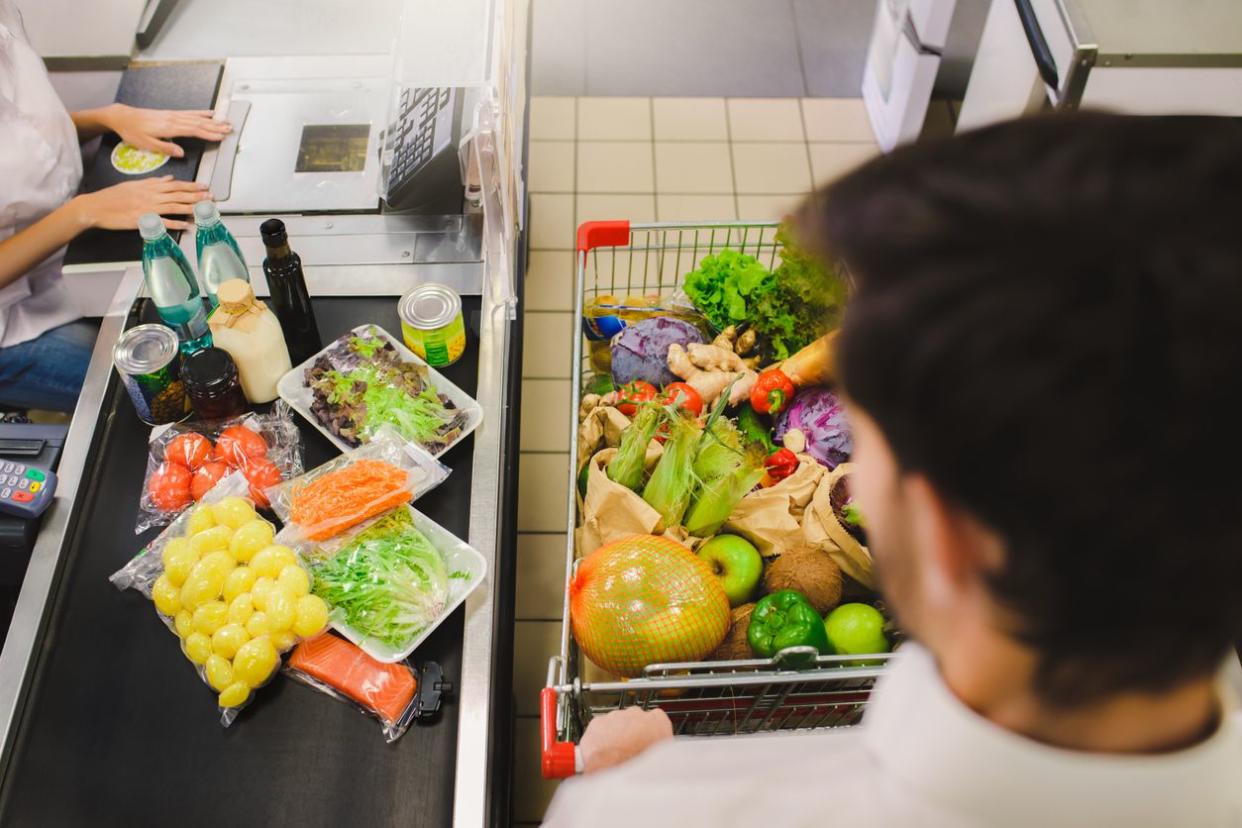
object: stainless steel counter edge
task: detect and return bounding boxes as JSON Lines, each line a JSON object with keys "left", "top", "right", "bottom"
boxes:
{"left": 0, "top": 265, "right": 145, "bottom": 773}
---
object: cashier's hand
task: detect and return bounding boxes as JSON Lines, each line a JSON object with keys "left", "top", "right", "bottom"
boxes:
{"left": 103, "top": 103, "right": 231, "bottom": 158}
{"left": 578, "top": 707, "right": 673, "bottom": 774}
{"left": 71, "top": 176, "right": 212, "bottom": 232}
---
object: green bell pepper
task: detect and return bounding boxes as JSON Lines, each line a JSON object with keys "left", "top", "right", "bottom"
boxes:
{"left": 736, "top": 403, "right": 777, "bottom": 454}
{"left": 747, "top": 589, "right": 831, "bottom": 663}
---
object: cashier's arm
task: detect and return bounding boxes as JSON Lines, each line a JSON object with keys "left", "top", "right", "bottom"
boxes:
{"left": 0, "top": 106, "right": 230, "bottom": 290}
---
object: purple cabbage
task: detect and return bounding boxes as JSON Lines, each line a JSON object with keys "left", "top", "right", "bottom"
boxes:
{"left": 773, "top": 387, "right": 852, "bottom": 469}
{"left": 610, "top": 317, "right": 704, "bottom": 387}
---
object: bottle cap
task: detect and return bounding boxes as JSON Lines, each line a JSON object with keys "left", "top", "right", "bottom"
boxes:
{"left": 138, "top": 213, "right": 166, "bottom": 241}
{"left": 193, "top": 200, "right": 221, "bottom": 226}
{"left": 216, "top": 279, "right": 256, "bottom": 314}
{"left": 259, "top": 218, "right": 287, "bottom": 246}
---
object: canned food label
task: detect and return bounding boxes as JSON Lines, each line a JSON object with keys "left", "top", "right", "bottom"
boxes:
{"left": 424, "top": 339, "right": 450, "bottom": 366}
{"left": 583, "top": 314, "right": 626, "bottom": 341}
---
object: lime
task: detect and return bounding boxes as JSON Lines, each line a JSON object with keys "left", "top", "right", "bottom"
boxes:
{"left": 824, "top": 603, "right": 890, "bottom": 657}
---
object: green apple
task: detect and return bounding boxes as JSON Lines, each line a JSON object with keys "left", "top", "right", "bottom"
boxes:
{"left": 697, "top": 535, "right": 763, "bottom": 607}
{"left": 824, "top": 603, "right": 890, "bottom": 660}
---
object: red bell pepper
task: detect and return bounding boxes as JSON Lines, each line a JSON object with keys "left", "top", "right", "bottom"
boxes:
{"left": 760, "top": 448, "right": 798, "bottom": 488}
{"left": 750, "top": 368, "right": 794, "bottom": 416}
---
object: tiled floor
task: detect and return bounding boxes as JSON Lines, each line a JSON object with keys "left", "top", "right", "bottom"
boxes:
{"left": 512, "top": 95, "right": 877, "bottom": 824}
{"left": 530, "top": 0, "right": 990, "bottom": 99}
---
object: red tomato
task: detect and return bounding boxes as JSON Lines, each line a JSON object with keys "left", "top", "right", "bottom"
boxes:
{"left": 165, "top": 432, "right": 212, "bottom": 471}
{"left": 616, "top": 380, "right": 658, "bottom": 417}
{"left": 190, "top": 461, "right": 229, "bottom": 501}
{"left": 661, "top": 382, "right": 703, "bottom": 416}
{"left": 148, "top": 462, "right": 192, "bottom": 511}
{"left": 243, "top": 457, "right": 282, "bottom": 509}
{"left": 213, "top": 425, "right": 269, "bottom": 468}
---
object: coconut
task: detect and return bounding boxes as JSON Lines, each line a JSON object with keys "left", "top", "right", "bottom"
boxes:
{"left": 708, "top": 603, "right": 756, "bottom": 661}
{"left": 762, "top": 547, "right": 843, "bottom": 614}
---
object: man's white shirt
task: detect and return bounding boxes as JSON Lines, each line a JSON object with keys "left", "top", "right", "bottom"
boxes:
{"left": 544, "top": 644, "right": 1242, "bottom": 827}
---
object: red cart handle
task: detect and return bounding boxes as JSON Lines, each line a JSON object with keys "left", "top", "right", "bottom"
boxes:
{"left": 541, "top": 687, "right": 578, "bottom": 779}
{"left": 576, "top": 220, "right": 630, "bottom": 253}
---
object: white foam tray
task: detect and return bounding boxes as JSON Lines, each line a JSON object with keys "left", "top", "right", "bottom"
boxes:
{"left": 277, "top": 323, "right": 483, "bottom": 459}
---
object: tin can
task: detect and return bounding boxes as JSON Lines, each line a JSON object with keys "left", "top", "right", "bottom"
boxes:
{"left": 113, "top": 324, "right": 191, "bottom": 425}
{"left": 398, "top": 283, "right": 466, "bottom": 367}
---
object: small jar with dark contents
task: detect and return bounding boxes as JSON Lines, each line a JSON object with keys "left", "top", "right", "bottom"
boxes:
{"left": 182, "top": 347, "right": 248, "bottom": 420}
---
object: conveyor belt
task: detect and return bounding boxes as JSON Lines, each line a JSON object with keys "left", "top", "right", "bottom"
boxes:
{"left": 0, "top": 296, "right": 482, "bottom": 826}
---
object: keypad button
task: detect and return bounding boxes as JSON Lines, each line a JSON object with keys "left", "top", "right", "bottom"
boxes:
{"left": 18, "top": 478, "right": 28, "bottom": 490}
{"left": 13, "top": 464, "right": 24, "bottom": 474}
{"left": 5, "top": 475, "right": 15, "bottom": 486}
{"left": 29, "top": 481, "right": 41, "bottom": 493}
{"left": 1, "top": 488, "right": 10, "bottom": 498}
{"left": 26, "top": 469, "right": 44, "bottom": 481}
{"left": 13, "top": 491, "right": 33, "bottom": 503}
{"left": 1, "top": 462, "right": 12, "bottom": 474}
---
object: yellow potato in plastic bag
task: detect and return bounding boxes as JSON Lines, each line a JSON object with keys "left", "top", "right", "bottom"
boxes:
{"left": 186, "top": 504, "right": 215, "bottom": 535}
{"left": 184, "top": 632, "right": 212, "bottom": 665}
{"left": 190, "top": 525, "right": 234, "bottom": 556}
{"left": 218, "top": 681, "right": 249, "bottom": 708}
{"left": 227, "top": 592, "right": 255, "bottom": 625}
{"left": 265, "top": 587, "right": 296, "bottom": 633}
{"left": 192, "top": 601, "right": 229, "bottom": 635}
{"left": 250, "top": 577, "right": 276, "bottom": 611}
{"left": 269, "top": 630, "right": 297, "bottom": 651}
{"left": 205, "top": 654, "right": 234, "bottom": 692}
{"left": 212, "top": 622, "right": 249, "bottom": 659}
{"left": 152, "top": 574, "right": 181, "bottom": 616}
{"left": 233, "top": 637, "right": 278, "bottom": 688}
{"left": 222, "top": 565, "right": 256, "bottom": 603}
{"left": 250, "top": 545, "right": 296, "bottom": 580}
{"left": 211, "top": 496, "right": 255, "bottom": 530}
{"left": 245, "top": 612, "right": 270, "bottom": 638}
{"left": 229, "top": 520, "right": 274, "bottom": 563}
{"left": 276, "top": 565, "right": 310, "bottom": 598}
{"left": 162, "top": 544, "right": 198, "bottom": 588}
{"left": 174, "top": 610, "right": 194, "bottom": 638}
{"left": 292, "top": 595, "right": 330, "bottom": 638}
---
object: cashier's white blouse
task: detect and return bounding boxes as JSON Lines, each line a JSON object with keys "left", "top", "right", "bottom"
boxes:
{"left": 543, "top": 644, "right": 1242, "bottom": 827}
{"left": 0, "top": 1, "right": 84, "bottom": 348}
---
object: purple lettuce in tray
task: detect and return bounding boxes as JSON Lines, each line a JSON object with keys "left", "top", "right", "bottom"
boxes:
{"left": 305, "top": 328, "right": 468, "bottom": 452}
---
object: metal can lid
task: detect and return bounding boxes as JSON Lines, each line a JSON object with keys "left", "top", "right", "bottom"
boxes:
{"left": 399, "top": 283, "right": 461, "bottom": 330}
{"left": 113, "top": 324, "right": 180, "bottom": 375}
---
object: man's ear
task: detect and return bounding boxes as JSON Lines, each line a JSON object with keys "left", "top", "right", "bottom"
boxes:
{"left": 902, "top": 473, "right": 995, "bottom": 597}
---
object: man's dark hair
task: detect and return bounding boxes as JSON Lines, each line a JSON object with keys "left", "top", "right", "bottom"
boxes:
{"left": 807, "top": 112, "right": 1242, "bottom": 706}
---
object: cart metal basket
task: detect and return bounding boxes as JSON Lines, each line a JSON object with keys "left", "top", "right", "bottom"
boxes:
{"left": 542, "top": 220, "right": 889, "bottom": 779}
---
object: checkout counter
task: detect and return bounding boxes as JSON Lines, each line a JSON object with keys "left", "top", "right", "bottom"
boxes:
{"left": 0, "top": 1, "right": 530, "bottom": 825}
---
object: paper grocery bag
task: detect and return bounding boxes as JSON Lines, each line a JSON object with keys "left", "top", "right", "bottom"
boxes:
{"left": 805, "top": 462, "right": 875, "bottom": 589}
{"left": 724, "top": 455, "right": 824, "bottom": 558}
{"left": 576, "top": 449, "right": 665, "bottom": 557}
{"left": 576, "top": 405, "right": 632, "bottom": 471}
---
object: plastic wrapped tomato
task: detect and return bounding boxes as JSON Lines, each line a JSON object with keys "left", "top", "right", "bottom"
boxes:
{"left": 214, "top": 425, "right": 269, "bottom": 469}
{"left": 166, "top": 433, "right": 212, "bottom": 470}
{"left": 243, "top": 457, "right": 282, "bottom": 509}
{"left": 191, "top": 462, "right": 229, "bottom": 501}
{"left": 148, "top": 462, "right": 193, "bottom": 511}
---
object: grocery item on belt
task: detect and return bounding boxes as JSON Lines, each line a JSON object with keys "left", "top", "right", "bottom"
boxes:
{"left": 113, "top": 323, "right": 191, "bottom": 426}
{"left": 136, "top": 403, "right": 303, "bottom": 533}
{"left": 398, "top": 283, "right": 467, "bottom": 368}
{"left": 268, "top": 426, "right": 449, "bottom": 542}
{"left": 282, "top": 324, "right": 481, "bottom": 456}
{"left": 110, "top": 474, "right": 330, "bottom": 726}
{"left": 181, "top": 347, "right": 248, "bottom": 420}
{"left": 285, "top": 632, "right": 421, "bottom": 742}
{"left": 207, "top": 279, "right": 292, "bottom": 403}
{"left": 285, "top": 505, "right": 486, "bottom": 663}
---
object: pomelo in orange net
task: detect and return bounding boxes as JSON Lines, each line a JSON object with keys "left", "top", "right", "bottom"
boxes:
{"left": 570, "top": 534, "right": 730, "bottom": 678}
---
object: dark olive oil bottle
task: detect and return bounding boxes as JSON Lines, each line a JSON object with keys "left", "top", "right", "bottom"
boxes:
{"left": 260, "top": 219, "right": 322, "bottom": 365}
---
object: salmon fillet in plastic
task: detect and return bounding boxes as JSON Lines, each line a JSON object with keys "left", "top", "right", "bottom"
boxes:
{"left": 289, "top": 633, "right": 417, "bottom": 724}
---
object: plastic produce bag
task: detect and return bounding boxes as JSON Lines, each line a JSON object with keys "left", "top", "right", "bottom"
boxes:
{"left": 281, "top": 505, "right": 486, "bottom": 663}
{"left": 136, "top": 401, "right": 304, "bottom": 534}
{"left": 267, "top": 425, "right": 449, "bottom": 543}
{"left": 285, "top": 632, "right": 428, "bottom": 742}
{"left": 111, "top": 473, "right": 331, "bottom": 726}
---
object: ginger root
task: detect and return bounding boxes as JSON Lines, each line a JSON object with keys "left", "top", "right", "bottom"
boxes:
{"left": 667, "top": 343, "right": 757, "bottom": 407}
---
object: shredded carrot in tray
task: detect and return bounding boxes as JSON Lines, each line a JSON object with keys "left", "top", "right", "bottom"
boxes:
{"left": 289, "top": 459, "right": 412, "bottom": 540}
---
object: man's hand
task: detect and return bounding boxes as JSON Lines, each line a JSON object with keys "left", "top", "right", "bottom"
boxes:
{"left": 71, "top": 177, "right": 211, "bottom": 232}
{"left": 102, "top": 104, "right": 231, "bottom": 158}
{"left": 579, "top": 707, "right": 673, "bottom": 774}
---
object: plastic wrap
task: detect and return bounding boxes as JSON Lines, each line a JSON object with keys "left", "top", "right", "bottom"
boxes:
{"left": 267, "top": 425, "right": 449, "bottom": 543}
{"left": 284, "top": 633, "right": 421, "bottom": 742}
{"left": 280, "top": 505, "right": 486, "bottom": 663}
{"left": 135, "top": 401, "right": 304, "bottom": 534}
{"left": 111, "top": 473, "right": 330, "bottom": 726}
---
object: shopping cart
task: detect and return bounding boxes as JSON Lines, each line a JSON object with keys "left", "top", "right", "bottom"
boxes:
{"left": 541, "top": 220, "right": 891, "bottom": 779}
